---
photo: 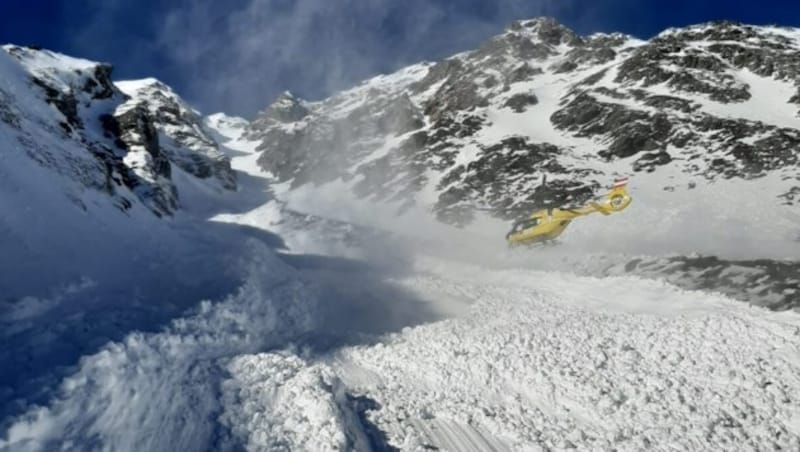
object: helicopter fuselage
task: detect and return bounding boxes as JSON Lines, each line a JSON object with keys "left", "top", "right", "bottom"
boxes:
{"left": 506, "top": 181, "right": 632, "bottom": 247}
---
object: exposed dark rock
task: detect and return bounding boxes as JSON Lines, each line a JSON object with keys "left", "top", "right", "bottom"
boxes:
{"left": 608, "top": 114, "right": 672, "bottom": 158}
{"left": 86, "top": 64, "right": 116, "bottom": 100}
{"left": 99, "top": 113, "right": 127, "bottom": 150}
{"left": 557, "top": 35, "right": 625, "bottom": 72}
{"left": 482, "top": 75, "right": 499, "bottom": 88}
{"left": 410, "top": 59, "right": 464, "bottom": 95}
{"left": 0, "top": 89, "right": 20, "bottom": 128}
{"left": 31, "top": 77, "right": 81, "bottom": 132}
{"left": 263, "top": 91, "right": 310, "bottom": 123}
{"left": 614, "top": 38, "right": 752, "bottom": 103}
{"left": 424, "top": 79, "right": 488, "bottom": 122}
{"left": 553, "top": 60, "right": 578, "bottom": 73}
{"left": 504, "top": 93, "right": 539, "bottom": 113}
{"left": 522, "top": 17, "right": 582, "bottom": 47}
{"left": 105, "top": 104, "right": 178, "bottom": 216}
{"left": 592, "top": 87, "right": 627, "bottom": 100}
{"left": 736, "top": 131, "right": 800, "bottom": 173}
{"left": 428, "top": 114, "right": 485, "bottom": 144}
{"left": 576, "top": 69, "right": 608, "bottom": 87}
{"left": 434, "top": 137, "right": 595, "bottom": 225}
{"left": 643, "top": 95, "right": 699, "bottom": 113}
{"left": 551, "top": 93, "right": 673, "bottom": 160}
{"left": 633, "top": 150, "right": 672, "bottom": 172}
{"left": 789, "top": 88, "right": 800, "bottom": 104}
{"left": 619, "top": 255, "right": 800, "bottom": 311}
{"left": 506, "top": 63, "right": 543, "bottom": 84}
{"left": 119, "top": 80, "right": 237, "bottom": 190}
{"left": 506, "top": 34, "right": 555, "bottom": 60}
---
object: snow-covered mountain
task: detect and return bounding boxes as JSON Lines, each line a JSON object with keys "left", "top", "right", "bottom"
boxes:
{"left": 238, "top": 18, "right": 800, "bottom": 310}
{"left": 2, "top": 17, "right": 800, "bottom": 452}
{"left": 116, "top": 78, "right": 237, "bottom": 191}
{"left": 0, "top": 45, "right": 235, "bottom": 222}
{"left": 0, "top": 44, "right": 245, "bottom": 294}
{"left": 245, "top": 18, "right": 799, "bottom": 225}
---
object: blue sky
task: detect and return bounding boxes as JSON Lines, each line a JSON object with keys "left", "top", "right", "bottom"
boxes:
{"left": 2, "top": 0, "right": 798, "bottom": 117}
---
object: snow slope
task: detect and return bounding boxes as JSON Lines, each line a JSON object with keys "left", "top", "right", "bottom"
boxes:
{"left": 4, "top": 242, "right": 800, "bottom": 451}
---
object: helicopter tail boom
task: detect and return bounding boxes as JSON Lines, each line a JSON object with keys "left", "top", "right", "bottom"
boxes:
{"left": 601, "top": 178, "right": 632, "bottom": 213}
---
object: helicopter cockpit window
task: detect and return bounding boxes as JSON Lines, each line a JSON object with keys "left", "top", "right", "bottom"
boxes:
{"left": 510, "top": 218, "right": 540, "bottom": 233}
{"left": 524, "top": 218, "right": 540, "bottom": 229}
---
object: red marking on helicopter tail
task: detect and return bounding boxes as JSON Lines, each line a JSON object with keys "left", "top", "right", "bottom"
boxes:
{"left": 612, "top": 178, "right": 629, "bottom": 188}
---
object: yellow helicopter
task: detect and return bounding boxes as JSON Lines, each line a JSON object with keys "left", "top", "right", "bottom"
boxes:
{"left": 506, "top": 178, "right": 632, "bottom": 247}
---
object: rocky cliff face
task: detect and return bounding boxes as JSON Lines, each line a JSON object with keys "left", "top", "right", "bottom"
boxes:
{"left": 245, "top": 18, "right": 800, "bottom": 225}
{"left": 553, "top": 21, "right": 800, "bottom": 184}
{"left": 116, "top": 79, "right": 237, "bottom": 191}
{"left": 0, "top": 45, "right": 235, "bottom": 219}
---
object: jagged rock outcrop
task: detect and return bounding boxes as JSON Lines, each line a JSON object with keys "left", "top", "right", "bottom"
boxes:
{"left": 551, "top": 21, "right": 800, "bottom": 193}
{"left": 116, "top": 79, "right": 237, "bottom": 190}
{"left": 0, "top": 45, "right": 237, "bottom": 219}
{"left": 1, "top": 45, "right": 155, "bottom": 213}
{"left": 262, "top": 91, "right": 311, "bottom": 123}
{"left": 107, "top": 103, "right": 177, "bottom": 216}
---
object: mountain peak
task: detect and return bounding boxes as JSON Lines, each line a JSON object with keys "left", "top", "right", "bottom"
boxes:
{"left": 115, "top": 77, "right": 170, "bottom": 93}
{"left": 508, "top": 16, "right": 581, "bottom": 46}
{"left": 116, "top": 77, "right": 196, "bottom": 118}
{"left": 2, "top": 44, "right": 118, "bottom": 102}
{"left": 2, "top": 44, "right": 105, "bottom": 73}
{"left": 115, "top": 78, "right": 237, "bottom": 191}
{"left": 261, "top": 91, "right": 310, "bottom": 123}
